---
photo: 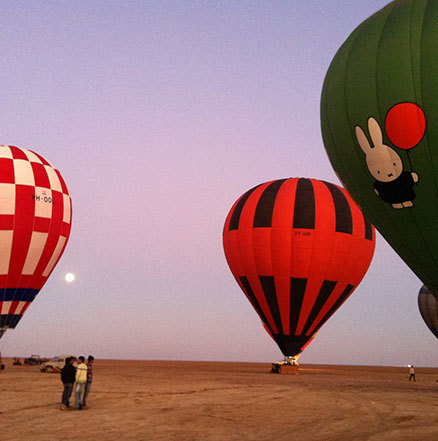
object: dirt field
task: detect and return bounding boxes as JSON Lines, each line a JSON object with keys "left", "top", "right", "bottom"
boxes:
{"left": 1, "top": 359, "right": 438, "bottom": 441}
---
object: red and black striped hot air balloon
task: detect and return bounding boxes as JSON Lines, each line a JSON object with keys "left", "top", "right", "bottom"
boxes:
{"left": 0, "top": 145, "right": 72, "bottom": 340}
{"left": 223, "top": 178, "right": 375, "bottom": 358}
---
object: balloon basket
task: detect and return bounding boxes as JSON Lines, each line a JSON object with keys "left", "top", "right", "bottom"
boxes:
{"left": 270, "top": 362, "right": 300, "bottom": 375}
{"left": 280, "top": 365, "right": 299, "bottom": 375}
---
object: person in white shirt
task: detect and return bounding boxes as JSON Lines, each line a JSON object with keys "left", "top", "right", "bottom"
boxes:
{"left": 409, "top": 365, "right": 416, "bottom": 382}
{"left": 74, "top": 356, "right": 88, "bottom": 409}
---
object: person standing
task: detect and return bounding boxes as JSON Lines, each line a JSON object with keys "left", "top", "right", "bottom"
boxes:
{"left": 60, "top": 357, "right": 76, "bottom": 410}
{"left": 409, "top": 365, "right": 416, "bottom": 382}
{"left": 83, "top": 355, "right": 94, "bottom": 409}
{"left": 74, "top": 356, "right": 88, "bottom": 409}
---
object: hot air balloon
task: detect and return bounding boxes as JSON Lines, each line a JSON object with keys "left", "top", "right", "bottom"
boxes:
{"left": 321, "top": 0, "right": 438, "bottom": 297}
{"left": 0, "top": 145, "right": 72, "bottom": 339}
{"left": 223, "top": 178, "right": 375, "bottom": 360}
{"left": 418, "top": 285, "right": 438, "bottom": 340}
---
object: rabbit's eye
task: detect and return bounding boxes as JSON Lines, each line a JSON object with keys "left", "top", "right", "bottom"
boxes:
{"left": 393, "top": 163, "right": 396, "bottom": 166}
{"left": 377, "top": 171, "right": 380, "bottom": 174}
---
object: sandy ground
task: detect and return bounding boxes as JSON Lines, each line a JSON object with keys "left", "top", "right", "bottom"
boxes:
{"left": 1, "top": 359, "right": 438, "bottom": 441}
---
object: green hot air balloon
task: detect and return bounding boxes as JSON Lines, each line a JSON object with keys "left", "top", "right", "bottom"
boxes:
{"left": 321, "top": 0, "right": 438, "bottom": 296}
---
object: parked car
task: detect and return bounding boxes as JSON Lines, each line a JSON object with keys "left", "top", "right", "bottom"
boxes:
{"left": 24, "top": 355, "right": 42, "bottom": 366}
{"left": 40, "top": 356, "right": 73, "bottom": 373}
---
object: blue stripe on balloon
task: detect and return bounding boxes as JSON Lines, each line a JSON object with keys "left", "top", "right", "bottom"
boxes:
{"left": 0, "top": 288, "right": 39, "bottom": 302}
{"left": 0, "top": 314, "right": 23, "bottom": 328}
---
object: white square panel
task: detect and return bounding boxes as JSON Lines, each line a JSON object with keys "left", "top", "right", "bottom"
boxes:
{"left": 22, "top": 232, "right": 48, "bottom": 274}
{"left": 22, "top": 149, "right": 42, "bottom": 163}
{"left": 0, "top": 230, "right": 13, "bottom": 275}
{"left": 1, "top": 301, "right": 12, "bottom": 314}
{"left": 63, "top": 194, "right": 71, "bottom": 223}
{"left": 0, "top": 184, "right": 16, "bottom": 215}
{"left": 45, "top": 166, "right": 62, "bottom": 192}
{"left": 0, "top": 146, "right": 13, "bottom": 159}
{"left": 13, "top": 159, "right": 35, "bottom": 186}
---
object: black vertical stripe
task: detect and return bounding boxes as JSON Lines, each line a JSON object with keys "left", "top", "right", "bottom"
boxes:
{"left": 293, "top": 178, "right": 315, "bottom": 229}
{"left": 311, "top": 284, "right": 354, "bottom": 335}
{"left": 362, "top": 213, "right": 373, "bottom": 241}
{"left": 323, "top": 181, "right": 353, "bottom": 234}
{"left": 253, "top": 179, "right": 286, "bottom": 228}
{"left": 301, "top": 280, "right": 337, "bottom": 335}
{"left": 274, "top": 334, "right": 310, "bottom": 357}
{"left": 259, "top": 276, "right": 283, "bottom": 334}
{"left": 228, "top": 185, "right": 261, "bottom": 231}
{"left": 239, "top": 276, "right": 274, "bottom": 335}
{"left": 289, "top": 277, "right": 308, "bottom": 335}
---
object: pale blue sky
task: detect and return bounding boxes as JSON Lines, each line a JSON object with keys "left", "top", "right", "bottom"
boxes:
{"left": 1, "top": 0, "right": 433, "bottom": 366}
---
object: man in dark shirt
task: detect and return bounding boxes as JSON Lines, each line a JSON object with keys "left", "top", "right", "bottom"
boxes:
{"left": 83, "top": 355, "right": 95, "bottom": 409}
{"left": 60, "top": 357, "right": 76, "bottom": 410}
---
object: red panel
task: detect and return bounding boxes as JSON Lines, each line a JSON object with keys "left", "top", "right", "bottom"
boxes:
{"left": 33, "top": 191, "right": 64, "bottom": 278}
{"left": 9, "top": 185, "right": 35, "bottom": 278}
{"left": 237, "top": 181, "right": 278, "bottom": 332}
{"left": 0, "top": 215, "right": 14, "bottom": 230}
{"left": 32, "top": 151, "right": 51, "bottom": 166}
{"left": 271, "top": 179, "right": 297, "bottom": 332}
{"left": 9, "top": 301, "right": 19, "bottom": 314}
{"left": 252, "top": 229, "right": 272, "bottom": 275}
{"left": 10, "top": 147, "right": 28, "bottom": 160}
{"left": 31, "top": 163, "right": 51, "bottom": 188}
{"left": 295, "top": 180, "right": 335, "bottom": 333}
{"left": 223, "top": 232, "right": 244, "bottom": 278}
{"left": 305, "top": 282, "right": 347, "bottom": 335}
{"left": 223, "top": 197, "right": 244, "bottom": 278}
{"left": 0, "top": 159, "right": 15, "bottom": 183}
{"left": 0, "top": 275, "right": 8, "bottom": 289}
{"left": 61, "top": 221, "right": 72, "bottom": 238}
{"left": 56, "top": 169, "right": 69, "bottom": 195}
{"left": 304, "top": 188, "right": 376, "bottom": 335}
{"left": 34, "top": 217, "right": 51, "bottom": 233}
{"left": 21, "top": 302, "right": 31, "bottom": 314}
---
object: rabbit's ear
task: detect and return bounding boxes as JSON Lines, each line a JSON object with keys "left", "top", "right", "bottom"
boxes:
{"left": 355, "top": 125, "right": 371, "bottom": 153}
{"left": 368, "top": 117, "right": 383, "bottom": 146}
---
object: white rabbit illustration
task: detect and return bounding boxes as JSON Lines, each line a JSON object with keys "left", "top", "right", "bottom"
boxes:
{"left": 355, "top": 117, "right": 418, "bottom": 209}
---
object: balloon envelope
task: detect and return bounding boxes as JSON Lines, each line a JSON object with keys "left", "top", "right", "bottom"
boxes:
{"left": 418, "top": 285, "right": 438, "bottom": 340}
{"left": 321, "top": 0, "right": 438, "bottom": 297}
{"left": 0, "top": 145, "right": 72, "bottom": 337}
{"left": 223, "top": 178, "right": 375, "bottom": 357}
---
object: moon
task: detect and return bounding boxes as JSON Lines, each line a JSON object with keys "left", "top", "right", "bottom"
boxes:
{"left": 65, "top": 273, "right": 75, "bottom": 283}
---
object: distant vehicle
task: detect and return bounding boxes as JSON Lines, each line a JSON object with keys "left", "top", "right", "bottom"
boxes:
{"left": 40, "top": 356, "right": 73, "bottom": 373}
{"left": 24, "top": 355, "right": 42, "bottom": 366}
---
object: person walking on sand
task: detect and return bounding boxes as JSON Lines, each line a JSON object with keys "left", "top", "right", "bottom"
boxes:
{"left": 60, "top": 357, "right": 76, "bottom": 410}
{"left": 409, "top": 365, "right": 416, "bottom": 382}
{"left": 74, "top": 356, "right": 88, "bottom": 410}
{"left": 83, "top": 355, "right": 94, "bottom": 409}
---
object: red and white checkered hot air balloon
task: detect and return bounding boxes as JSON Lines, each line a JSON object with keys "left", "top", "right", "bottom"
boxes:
{"left": 0, "top": 145, "right": 72, "bottom": 339}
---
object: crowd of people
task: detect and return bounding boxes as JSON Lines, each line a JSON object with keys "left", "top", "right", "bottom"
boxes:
{"left": 60, "top": 355, "right": 94, "bottom": 410}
